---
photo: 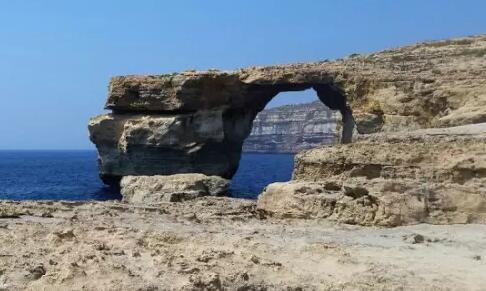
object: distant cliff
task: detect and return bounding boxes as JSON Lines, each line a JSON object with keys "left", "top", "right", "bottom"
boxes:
{"left": 242, "top": 101, "right": 337, "bottom": 153}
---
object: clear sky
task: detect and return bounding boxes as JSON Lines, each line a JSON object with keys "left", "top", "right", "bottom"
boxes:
{"left": 0, "top": 0, "right": 485, "bottom": 149}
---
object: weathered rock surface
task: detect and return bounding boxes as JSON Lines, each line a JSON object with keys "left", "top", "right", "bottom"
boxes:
{"left": 120, "top": 174, "right": 229, "bottom": 203}
{"left": 90, "top": 35, "right": 486, "bottom": 184}
{"left": 293, "top": 123, "right": 486, "bottom": 183}
{"left": 243, "top": 101, "right": 337, "bottom": 153}
{"left": 105, "top": 35, "right": 486, "bottom": 129}
{"left": 258, "top": 123, "right": 486, "bottom": 226}
{"left": 1, "top": 199, "right": 486, "bottom": 290}
{"left": 88, "top": 112, "right": 240, "bottom": 182}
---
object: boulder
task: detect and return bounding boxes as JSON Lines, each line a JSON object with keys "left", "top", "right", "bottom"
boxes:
{"left": 120, "top": 174, "right": 230, "bottom": 203}
{"left": 256, "top": 181, "right": 340, "bottom": 219}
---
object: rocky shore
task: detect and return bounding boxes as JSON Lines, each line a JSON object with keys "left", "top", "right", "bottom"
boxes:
{"left": 2, "top": 35, "right": 486, "bottom": 290}
{"left": 2, "top": 127, "right": 485, "bottom": 290}
{"left": 2, "top": 199, "right": 486, "bottom": 290}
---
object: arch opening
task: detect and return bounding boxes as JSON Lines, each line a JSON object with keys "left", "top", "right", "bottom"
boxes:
{"left": 229, "top": 86, "right": 349, "bottom": 198}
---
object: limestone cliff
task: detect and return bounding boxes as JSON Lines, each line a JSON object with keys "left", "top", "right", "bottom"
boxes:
{"left": 242, "top": 101, "right": 337, "bottom": 153}
{"left": 89, "top": 34, "right": 486, "bottom": 185}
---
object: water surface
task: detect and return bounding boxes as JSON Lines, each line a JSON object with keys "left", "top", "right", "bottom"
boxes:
{"left": 0, "top": 151, "right": 294, "bottom": 200}
{"left": 230, "top": 153, "right": 294, "bottom": 199}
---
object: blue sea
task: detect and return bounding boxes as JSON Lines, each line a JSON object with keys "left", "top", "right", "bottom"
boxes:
{"left": 0, "top": 150, "right": 294, "bottom": 201}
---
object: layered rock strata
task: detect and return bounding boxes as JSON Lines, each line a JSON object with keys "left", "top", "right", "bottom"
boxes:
{"left": 242, "top": 101, "right": 337, "bottom": 153}
{"left": 89, "top": 74, "right": 350, "bottom": 184}
{"left": 257, "top": 123, "right": 486, "bottom": 226}
{"left": 89, "top": 35, "right": 486, "bottom": 185}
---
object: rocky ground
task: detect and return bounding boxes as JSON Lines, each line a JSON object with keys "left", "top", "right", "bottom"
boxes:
{"left": 1, "top": 198, "right": 486, "bottom": 290}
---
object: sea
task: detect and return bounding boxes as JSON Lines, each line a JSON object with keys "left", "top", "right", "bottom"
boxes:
{"left": 0, "top": 150, "right": 294, "bottom": 201}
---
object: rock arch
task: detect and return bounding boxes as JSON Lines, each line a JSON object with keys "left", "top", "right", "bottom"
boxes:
{"left": 89, "top": 69, "right": 354, "bottom": 185}
{"left": 89, "top": 35, "right": 486, "bottom": 186}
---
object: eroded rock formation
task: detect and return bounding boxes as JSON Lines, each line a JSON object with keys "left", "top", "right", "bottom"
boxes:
{"left": 89, "top": 73, "right": 350, "bottom": 184}
{"left": 243, "top": 101, "right": 337, "bottom": 153}
{"left": 89, "top": 35, "right": 486, "bottom": 185}
{"left": 257, "top": 123, "right": 486, "bottom": 226}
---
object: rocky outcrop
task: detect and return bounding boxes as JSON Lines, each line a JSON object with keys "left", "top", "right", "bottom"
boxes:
{"left": 89, "top": 72, "right": 348, "bottom": 184}
{"left": 89, "top": 35, "right": 486, "bottom": 185}
{"left": 120, "top": 174, "right": 229, "bottom": 203}
{"left": 257, "top": 123, "right": 486, "bottom": 226}
{"left": 88, "top": 112, "right": 235, "bottom": 184}
{"left": 242, "top": 101, "right": 337, "bottom": 153}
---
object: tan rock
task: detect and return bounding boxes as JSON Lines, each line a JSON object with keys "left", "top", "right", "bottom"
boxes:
{"left": 120, "top": 174, "right": 230, "bottom": 203}
{"left": 257, "top": 178, "right": 486, "bottom": 226}
{"left": 88, "top": 112, "right": 240, "bottom": 183}
{"left": 257, "top": 124, "right": 486, "bottom": 226}
{"left": 2, "top": 199, "right": 486, "bottom": 290}
{"left": 257, "top": 181, "right": 338, "bottom": 219}
{"left": 294, "top": 125, "right": 486, "bottom": 183}
{"left": 106, "top": 35, "right": 486, "bottom": 130}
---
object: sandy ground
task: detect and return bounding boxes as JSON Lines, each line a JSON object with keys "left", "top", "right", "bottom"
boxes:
{"left": 1, "top": 198, "right": 486, "bottom": 290}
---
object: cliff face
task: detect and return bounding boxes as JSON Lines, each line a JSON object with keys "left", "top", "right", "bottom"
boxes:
{"left": 242, "top": 101, "right": 337, "bottom": 153}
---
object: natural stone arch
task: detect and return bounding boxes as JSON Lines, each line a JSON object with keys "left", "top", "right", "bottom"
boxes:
{"left": 221, "top": 81, "right": 354, "bottom": 144}
{"left": 218, "top": 82, "right": 353, "bottom": 178}
{"left": 88, "top": 35, "right": 486, "bottom": 192}
{"left": 89, "top": 71, "right": 355, "bottom": 186}
{"left": 222, "top": 82, "right": 354, "bottom": 169}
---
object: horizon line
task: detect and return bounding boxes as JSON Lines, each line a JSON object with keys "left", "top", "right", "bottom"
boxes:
{"left": 0, "top": 148, "right": 96, "bottom": 151}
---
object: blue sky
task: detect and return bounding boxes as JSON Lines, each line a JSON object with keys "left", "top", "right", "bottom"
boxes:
{"left": 0, "top": 0, "right": 485, "bottom": 149}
